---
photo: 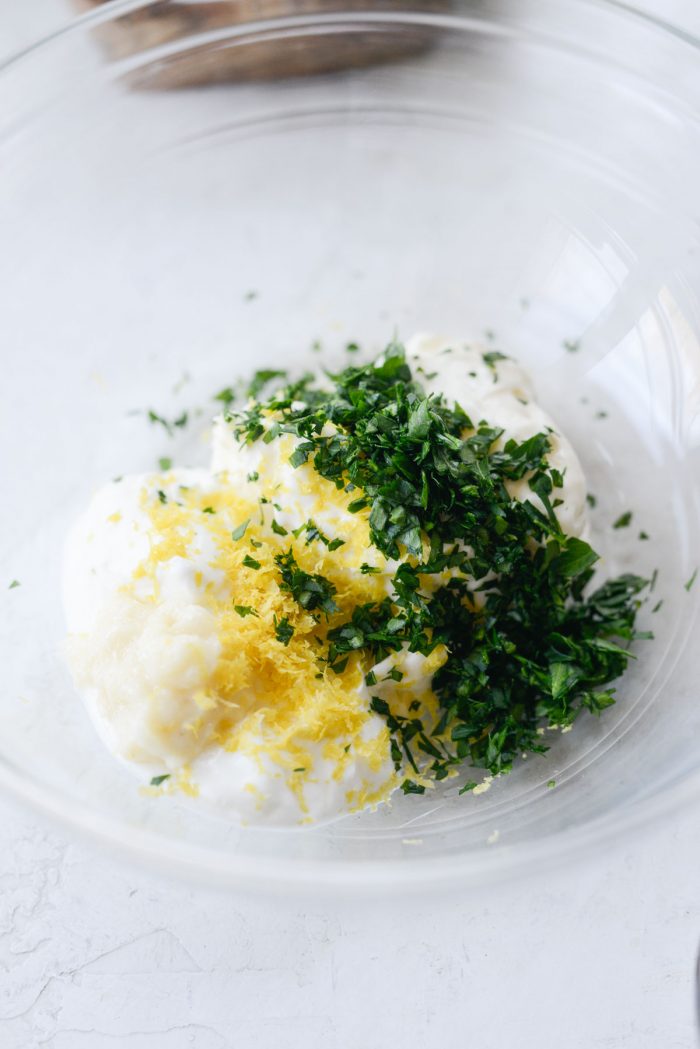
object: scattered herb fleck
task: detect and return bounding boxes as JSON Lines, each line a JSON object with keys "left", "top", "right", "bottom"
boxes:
{"left": 685, "top": 568, "right": 697, "bottom": 592}
{"left": 147, "top": 409, "right": 188, "bottom": 436}
{"left": 150, "top": 774, "right": 170, "bottom": 787}
{"left": 214, "top": 387, "right": 235, "bottom": 408}
{"left": 563, "top": 339, "right": 580, "bottom": 353}
{"left": 234, "top": 605, "right": 259, "bottom": 618}
{"left": 158, "top": 457, "right": 172, "bottom": 471}
{"left": 275, "top": 548, "right": 338, "bottom": 618}
{"left": 231, "top": 519, "right": 250, "bottom": 541}
{"left": 8, "top": 580, "right": 20, "bottom": 590}
{"left": 242, "top": 554, "right": 261, "bottom": 570}
{"left": 613, "top": 511, "right": 632, "bottom": 530}
{"left": 247, "top": 369, "right": 287, "bottom": 400}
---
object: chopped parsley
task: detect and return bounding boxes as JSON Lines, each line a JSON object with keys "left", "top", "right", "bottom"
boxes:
{"left": 586, "top": 493, "right": 597, "bottom": 509}
{"left": 685, "top": 568, "right": 697, "bottom": 592}
{"left": 231, "top": 519, "right": 250, "bottom": 541}
{"left": 158, "top": 457, "right": 173, "bottom": 471}
{"left": 214, "top": 387, "right": 236, "bottom": 408}
{"left": 613, "top": 511, "right": 632, "bottom": 529}
{"left": 150, "top": 774, "right": 170, "bottom": 787}
{"left": 147, "top": 409, "right": 188, "bottom": 436}
{"left": 638, "top": 531, "right": 649, "bottom": 541}
{"left": 563, "top": 340, "right": 580, "bottom": 353}
{"left": 242, "top": 554, "right": 261, "bottom": 570}
{"left": 157, "top": 489, "right": 168, "bottom": 505}
{"left": 247, "top": 369, "right": 287, "bottom": 400}
{"left": 234, "top": 605, "right": 258, "bottom": 618}
{"left": 482, "top": 349, "right": 507, "bottom": 370}
{"left": 274, "top": 615, "right": 295, "bottom": 646}
{"left": 230, "top": 340, "right": 651, "bottom": 788}
{"left": 274, "top": 548, "right": 338, "bottom": 618}
{"left": 8, "top": 580, "right": 20, "bottom": 590}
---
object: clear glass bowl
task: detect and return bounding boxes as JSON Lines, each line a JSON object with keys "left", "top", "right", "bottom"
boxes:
{"left": 1, "top": 0, "right": 700, "bottom": 894}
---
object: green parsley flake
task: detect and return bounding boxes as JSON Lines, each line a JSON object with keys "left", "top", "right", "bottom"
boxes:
{"left": 150, "top": 774, "right": 170, "bottom": 787}
{"left": 685, "top": 568, "right": 697, "bottom": 592}
{"left": 231, "top": 519, "right": 250, "bottom": 541}
{"left": 147, "top": 409, "right": 188, "bottom": 436}
{"left": 214, "top": 387, "right": 236, "bottom": 408}
{"left": 234, "top": 605, "right": 259, "bottom": 618}
{"left": 613, "top": 511, "right": 632, "bottom": 529}
{"left": 242, "top": 554, "right": 261, "bottom": 570}
{"left": 158, "top": 457, "right": 173, "bottom": 471}
{"left": 8, "top": 580, "right": 20, "bottom": 590}
{"left": 274, "top": 615, "right": 295, "bottom": 646}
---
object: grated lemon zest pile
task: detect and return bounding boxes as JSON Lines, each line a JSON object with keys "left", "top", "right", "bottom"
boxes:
{"left": 128, "top": 448, "right": 445, "bottom": 813}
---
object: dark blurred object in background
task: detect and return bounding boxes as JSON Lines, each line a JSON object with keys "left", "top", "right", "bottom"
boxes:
{"left": 74, "top": 0, "right": 452, "bottom": 88}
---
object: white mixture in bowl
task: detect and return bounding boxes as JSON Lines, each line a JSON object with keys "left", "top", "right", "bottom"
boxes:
{"left": 63, "top": 334, "right": 590, "bottom": 826}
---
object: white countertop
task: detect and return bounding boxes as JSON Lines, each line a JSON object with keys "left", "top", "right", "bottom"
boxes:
{"left": 2, "top": 3, "right": 700, "bottom": 1047}
{"left": 1, "top": 793, "right": 699, "bottom": 1048}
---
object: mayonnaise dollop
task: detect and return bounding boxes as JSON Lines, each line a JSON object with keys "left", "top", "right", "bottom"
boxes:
{"left": 63, "top": 335, "right": 587, "bottom": 825}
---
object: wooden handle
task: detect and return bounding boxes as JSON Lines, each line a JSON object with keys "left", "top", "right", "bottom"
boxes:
{"left": 75, "top": 0, "right": 449, "bottom": 88}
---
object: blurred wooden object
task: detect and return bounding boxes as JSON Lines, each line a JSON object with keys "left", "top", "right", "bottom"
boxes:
{"left": 74, "top": 1, "right": 449, "bottom": 88}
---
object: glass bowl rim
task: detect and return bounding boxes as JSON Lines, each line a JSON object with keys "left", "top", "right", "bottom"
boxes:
{"left": 2, "top": 0, "right": 700, "bottom": 893}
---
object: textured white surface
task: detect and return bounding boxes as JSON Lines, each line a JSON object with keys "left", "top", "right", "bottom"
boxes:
{"left": 0, "top": 794, "right": 699, "bottom": 1048}
{"left": 2, "top": 3, "right": 700, "bottom": 1047}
